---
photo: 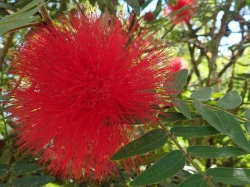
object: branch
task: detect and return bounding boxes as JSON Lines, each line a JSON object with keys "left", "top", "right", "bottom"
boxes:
{"left": 158, "top": 121, "right": 215, "bottom": 187}
{"left": 0, "top": 33, "right": 14, "bottom": 71}
{"left": 188, "top": 43, "right": 202, "bottom": 83}
{"left": 40, "top": 5, "right": 52, "bottom": 23}
{"left": 206, "top": 0, "right": 233, "bottom": 86}
{"left": 218, "top": 51, "right": 243, "bottom": 77}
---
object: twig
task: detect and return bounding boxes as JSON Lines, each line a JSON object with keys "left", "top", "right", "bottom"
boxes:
{"left": 206, "top": 0, "right": 233, "bottom": 86}
{"left": 188, "top": 43, "right": 202, "bottom": 83}
{"left": 0, "top": 33, "right": 14, "bottom": 71}
{"left": 40, "top": 5, "right": 52, "bottom": 23}
{"left": 158, "top": 121, "right": 215, "bottom": 187}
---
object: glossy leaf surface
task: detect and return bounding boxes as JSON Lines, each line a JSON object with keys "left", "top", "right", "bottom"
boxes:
{"left": 130, "top": 150, "right": 186, "bottom": 186}
{"left": 111, "top": 129, "right": 168, "bottom": 160}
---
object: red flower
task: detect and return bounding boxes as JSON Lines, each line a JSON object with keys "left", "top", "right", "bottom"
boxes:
{"left": 168, "top": 0, "right": 196, "bottom": 24}
{"left": 143, "top": 12, "right": 155, "bottom": 22}
{"left": 168, "top": 57, "right": 189, "bottom": 72}
{"left": 10, "top": 13, "right": 176, "bottom": 182}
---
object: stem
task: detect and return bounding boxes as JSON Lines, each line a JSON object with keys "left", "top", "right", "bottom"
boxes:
{"left": 0, "top": 33, "right": 14, "bottom": 69}
{"left": 1, "top": 112, "right": 11, "bottom": 147}
{"left": 40, "top": 5, "right": 52, "bottom": 23}
{"left": 158, "top": 121, "right": 215, "bottom": 187}
{"left": 0, "top": 32, "right": 14, "bottom": 146}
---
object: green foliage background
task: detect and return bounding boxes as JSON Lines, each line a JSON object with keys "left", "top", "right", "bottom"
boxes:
{"left": 1, "top": 0, "right": 250, "bottom": 186}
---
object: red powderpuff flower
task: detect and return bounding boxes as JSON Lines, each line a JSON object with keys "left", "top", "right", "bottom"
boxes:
{"left": 168, "top": 57, "right": 189, "bottom": 72}
{"left": 10, "top": 13, "right": 178, "bottom": 182}
{"left": 168, "top": 0, "right": 196, "bottom": 24}
{"left": 143, "top": 11, "right": 155, "bottom": 22}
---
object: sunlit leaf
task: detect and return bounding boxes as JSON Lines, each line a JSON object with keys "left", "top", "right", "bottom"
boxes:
{"left": 190, "top": 87, "right": 212, "bottom": 101}
{"left": 0, "top": 0, "right": 44, "bottom": 35}
{"left": 141, "top": 0, "right": 154, "bottom": 10}
{"left": 123, "top": 0, "right": 140, "bottom": 15}
{"left": 217, "top": 90, "right": 242, "bottom": 110}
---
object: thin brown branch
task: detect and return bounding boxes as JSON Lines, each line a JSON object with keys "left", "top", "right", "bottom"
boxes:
{"left": 158, "top": 121, "right": 215, "bottom": 187}
{"left": 40, "top": 5, "right": 52, "bottom": 23}
{"left": 0, "top": 33, "right": 14, "bottom": 71}
{"left": 188, "top": 44, "right": 202, "bottom": 83}
{"left": 206, "top": 0, "right": 233, "bottom": 86}
{"left": 218, "top": 47, "right": 245, "bottom": 77}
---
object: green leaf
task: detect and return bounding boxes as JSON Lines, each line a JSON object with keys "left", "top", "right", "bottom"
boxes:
{"left": 164, "top": 69, "right": 188, "bottom": 96}
{"left": 217, "top": 90, "right": 242, "bottom": 110}
{"left": 237, "top": 73, "right": 250, "bottom": 78}
{"left": 0, "top": 3, "right": 16, "bottom": 11}
{"left": 177, "top": 174, "right": 208, "bottom": 187}
{"left": 244, "top": 121, "right": 250, "bottom": 135}
{"left": 0, "top": 149, "right": 12, "bottom": 164}
{"left": 187, "top": 146, "right": 249, "bottom": 158}
{"left": 12, "top": 162, "right": 40, "bottom": 175}
{"left": 172, "top": 99, "right": 191, "bottom": 119}
{"left": 60, "top": 3, "right": 67, "bottom": 11}
{"left": 141, "top": 0, "right": 154, "bottom": 10}
{"left": 247, "top": 0, "right": 250, "bottom": 9}
{"left": 140, "top": 152, "right": 168, "bottom": 166}
{"left": 244, "top": 109, "right": 250, "bottom": 120}
{"left": 123, "top": 0, "right": 140, "bottom": 15}
{"left": 0, "top": 0, "right": 44, "bottom": 35}
{"left": 217, "top": 110, "right": 250, "bottom": 152}
{"left": 0, "top": 164, "right": 9, "bottom": 178}
{"left": 206, "top": 168, "right": 250, "bottom": 185}
{"left": 171, "top": 126, "right": 220, "bottom": 138}
{"left": 130, "top": 150, "right": 186, "bottom": 186}
{"left": 158, "top": 112, "right": 200, "bottom": 122}
{"left": 11, "top": 0, "right": 44, "bottom": 15}
{"left": 13, "top": 176, "right": 54, "bottom": 187}
{"left": 193, "top": 102, "right": 228, "bottom": 135}
{"left": 111, "top": 129, "right": 168, "bottom": 160}
{"left": 1, "top": 0, "right": 43, "bottom": 22}
{"left": 153, "top": 0, "right": 162, "bottom": 17}
{"left": 190, "top": 87, "right": 212, "bottom": 102}
{"left": 0, "top": 16, "right": 38, "bottom": 35}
